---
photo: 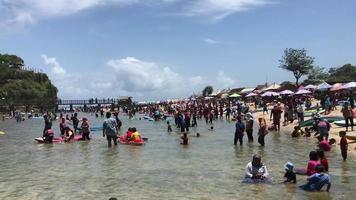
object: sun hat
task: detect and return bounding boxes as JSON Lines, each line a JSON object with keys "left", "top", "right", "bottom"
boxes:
{"left": 284, "top": 162, "right": 294, "bottom": 170}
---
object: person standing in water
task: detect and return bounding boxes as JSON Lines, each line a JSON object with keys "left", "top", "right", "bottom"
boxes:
{"left": 72, "top": 113, "right": 79, "bottom": 134}
{"left": 270, "top": 103, "right": 283, "bottom": 131}
{"left": 102, "top": 112, "right": 118, "bottom": 148}
{"left": 258, "top": 118, "right": 268, "bottom": 146}
{"left": 245, "top": 113, "right": 254, "bottom": 142}
{"left": 234, "top": 116, "right": 245, "bottom": 145}
{"left": 43, "top": 115, "right": 52, "bottom": 136}
{"left": 59, "top": 117, "right": 67, "bottom": 137}
{"left": 339, "top": 131, "right": 348, "bottom": 161}
{"left": 80, "top": 117, "right": 90, "bottom": 141}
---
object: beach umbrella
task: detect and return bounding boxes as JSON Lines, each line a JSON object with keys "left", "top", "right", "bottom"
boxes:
{"left": 330, "top": 83, "right": 343, "bottom": 91}
{"left": 295, "top": 89, "right": 312, "bottom": 95}
{"left": 317, "top": 82, "right": 332, "bottom": 90}
{"left": 229, "top": 93, "right": 241, "bottom": 98}
{"left": 261, "top": 91, "right": 280, "bottom": 97}
{"left": 246, "top": 92, "right": 258, "bottom": 97}
{"left": 342, "top": 82, "right": 356, "bottom": 89}
{"left": 220, "top": 93, "right": 229, "bottom": 99}
{"left": 304, "top": 84, "right": 317, "bottom": 90}
{"left": 280, "top": 90, "right": 294, "bottom": 95}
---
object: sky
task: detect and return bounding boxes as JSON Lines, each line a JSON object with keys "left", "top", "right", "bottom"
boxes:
{"left": 1, "top": 0, "right": 356, "bottom": 101}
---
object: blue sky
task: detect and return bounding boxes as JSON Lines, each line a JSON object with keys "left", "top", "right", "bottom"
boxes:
{"left": 1, "top": 0, "right": 356, "bottom": 100}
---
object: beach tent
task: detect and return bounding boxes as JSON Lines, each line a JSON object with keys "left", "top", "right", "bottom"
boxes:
{"left": 342, "top": 82, "right": 356, "bottom": 89}
{"left": 295, "top": 89, "right": 312, "bottom": 95}
{"left": 240, "top": 88, "right": 256, "bottom": 94}
{"left": 261, "top": 91, "right": 280, "bottom": 97}
{"left": 280, "top": 90, "right": 294, "bottom": 95}
{"left": 304, "top": 84, "right": 317, "bottom": 90}
{"left": 317, "top": 82, "right": 332, "bottom": 90}
{"left": 229, "top": 93, "right": 241, "bottom": 98}
{"left": 246, "top": 92, "right": 258, "bottom": 97}
{"left": 262, "top": 83, "right": 281, "bottom": 91}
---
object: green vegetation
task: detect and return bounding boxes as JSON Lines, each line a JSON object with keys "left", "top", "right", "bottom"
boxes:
{"left": 303, "top": 64, "right": 356, "bottom": 84}
{"left": 0, "top": 53, "right": 58, "bottom": 111}
{"left": 279, "top": 48, "right": 356, "bottom": 85}
{"left": 279, "top": 48, "right": 314, "bottom": 87}
{"left": 202, "top": 86, "right": 213, "bottom": 97}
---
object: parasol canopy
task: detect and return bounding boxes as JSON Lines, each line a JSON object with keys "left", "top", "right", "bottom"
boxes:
{"left": 280, "top": 90, "right": 294, "bottom": 95}
{"left": 261, "top": 91, "right": 280, "bottom": 97}
{"left": 229, "top": 93, "right": 241, "bottom": 98}
{"left": 317, "top": 82, "right": 332, "bottom": 90}
{"left": 245, "top": 92, "right": 258, "bottom": 97}
{"left": 295, "top": 89, "right": 312, "bottom": 95}
{"left": 342, "top": 82, "right": 356, "bottom": 89}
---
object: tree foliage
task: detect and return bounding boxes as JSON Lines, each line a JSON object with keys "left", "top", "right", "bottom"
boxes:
{"left": 0, "top": 53, "right": 58, "bottom": 109}
{"left": 304, "top": 66, "right": 329, "bottom": 84}
{"left": 327, "top": 64, "right": 356, "bottom": 82}
{"left": 279, "top": 48, "right": 314, "bottom": 87}
{"left": 202, "top": 86, "right": 213, "bottom": 97}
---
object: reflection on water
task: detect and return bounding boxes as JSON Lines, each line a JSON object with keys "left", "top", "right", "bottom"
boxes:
{"left": 0, "top": 114, "right": 355, "bottom": 200}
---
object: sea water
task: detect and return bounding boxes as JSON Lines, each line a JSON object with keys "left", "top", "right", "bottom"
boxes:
{"left": 0, "top": 114, "right": 354, "bottom": 200}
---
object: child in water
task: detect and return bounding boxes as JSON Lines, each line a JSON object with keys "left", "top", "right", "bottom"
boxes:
{"left": 283, "top": 162, "right": 296, "bottom": 183}
{"left": 167, "top": 121, "right": 172, "bottom": 132}
{"left": 80, "top": 117, "right": 90, "bottom": 141}
{"left": 64, "top": 127, "right": 74, "bottom": 142}
{"left": 317, "top": 149, "right": 328, "bottom": 172}
{"left": 339, "top": 131, "right": 348, "bottom": 161}
{"left": 292, "top": 126, "right": 304, "bottom": 137}
{"left": 299, "top": 165, "right": 331, "bottom": 192}
{"left": 181, "top": 133, "right": 188, "bottom": 145}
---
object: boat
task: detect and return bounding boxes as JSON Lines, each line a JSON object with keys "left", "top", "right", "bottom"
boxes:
{"left": 118, "top": 136, "right": 145, "bottom": 145}
{"left": 304, "top": 109, "right": 325, "bottom": 117}
{"left": 299, "top": 116, "right": 344, "bottom": 127}
{"left": 333, "top": 120, "right": 356, "bottom": 127}
{"left": 0, "top": 131, "right": 5, "bottom": 135}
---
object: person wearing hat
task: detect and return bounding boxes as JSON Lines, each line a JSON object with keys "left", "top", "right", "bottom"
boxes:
{"left": 245, "top": 154, "right": 269, "bottom": 181}
{"left": 245, "top": 112, "right": 254, "bottom": 142}
{"left": 234, "top": 115, "right": 245, "bottom": 145}
{"left": 283, "top": 162, "right": 296, "bottom": 183}
{"left": 80, "top": 117, "right": 90, "bottom": 141}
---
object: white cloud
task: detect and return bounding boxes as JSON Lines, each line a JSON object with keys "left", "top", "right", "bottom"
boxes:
{"left": 216, "top": 71, "right": 235, "bottom": 87}
{"left": 41, "top": 54, "right": 235, "bottom": 100}
{"left": 108, "top": 57, "right": 182, "bottom": 92}
{"left": 184, "top": 0, "right": 273, "bottom": 21}
{"left": 0, "top": 0, "right": 273, "bottom": 30}
{"left": 41, "top": 54, "right": 66, "bottom": 75}
{"left": 0, "top": 0, "right": 176, "bottom": 29}
{"left": 203, "top": 38, "right": 219, "bottom": 44}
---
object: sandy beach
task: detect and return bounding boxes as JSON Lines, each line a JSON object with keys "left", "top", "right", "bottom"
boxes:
{"left": 251, "top": 105, "right": 356, "bottom": 157}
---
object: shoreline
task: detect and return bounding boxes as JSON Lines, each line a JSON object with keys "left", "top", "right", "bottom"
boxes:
{"left": 251, "top": 105, "right": 356, "bottom": 157}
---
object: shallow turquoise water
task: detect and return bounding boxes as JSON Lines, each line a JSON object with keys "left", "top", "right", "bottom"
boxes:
{"left": 0, "top": 113, "right": 355, "bottom": 200}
